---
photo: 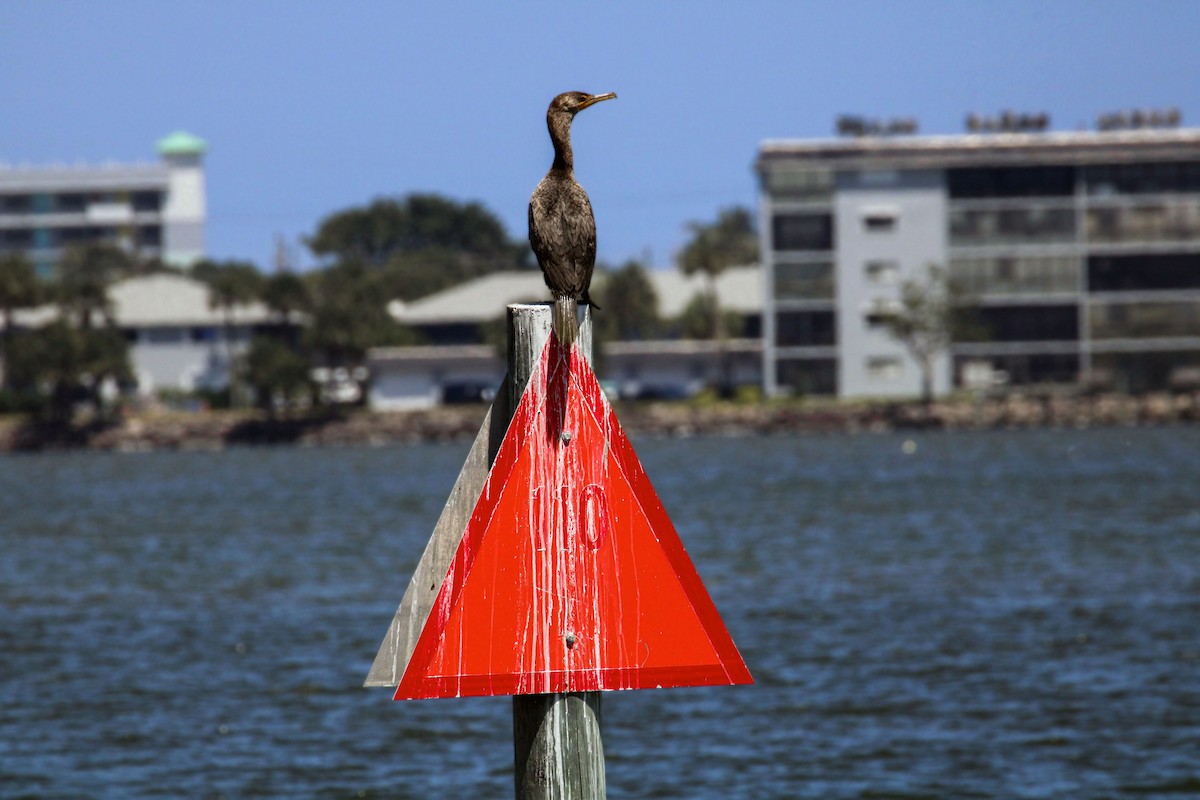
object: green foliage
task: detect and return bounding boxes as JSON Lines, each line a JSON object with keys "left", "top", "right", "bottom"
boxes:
{"left": 240, "top": 336, "right": 312, "bottom": 412}
{"left": 303, "top": 261, "right": 421, "bottom": 368}
{"left": 677, "top": 206, "right": 759, "bottom": 281}
{"left": 0, "top": 252, "right": 43, "bottom": 392}
{"left": 307, "top": 193, "right": 530, "bottom": 300}
{"left": 872, "top": 263, "right": 981, "bottom": 403}
{"left": 56, "top": 243, "right": 135, "bottom": 328}
{"left": 676, "top": 292, "right": 746, "bottom": 340}
{"left": 195, "top": 259, "right": 265, "bottom": 313}
{"left": 594, "top": 260, "right": 660, "bottom": 341}
{"left": 261, "top": 272, "right": 311, "bottom": 322}
{"left": 5, "top": 320, "right": 131, "bottom": 422}
{"left": 677, "top": 206, "right": 758, "bottom": 351}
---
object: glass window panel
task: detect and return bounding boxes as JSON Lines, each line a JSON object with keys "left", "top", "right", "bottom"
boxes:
{"left": 774, "top": 261, "right": 833, "bottom": 299}
{"left": 1089, "top": 300, "right": 1200, "bottom": 339}
{"left": 1085, "top": 161, "right": 1200, "bottom": 195}
{"left": 950, "top": 256, "right": 1079, "bottom": 295}
{"left": 775, "top": 310, "right": 836, "bottom": 346}
{"left": 1088, "top": 253, "right": 1200, "bottom": 292}
{"left": 1085, "top": 199, "right": 1200, "bottom": 243}
{"left": 971, "top": 305, "right": 1079, "bottom": 342}
{"left": 773, "top": 213, "right": 833, "bottom": 251}
{"left": 765, "top": 167, "right": 833, "bottom": 199}
{"left": 776, "top": 358, "right": 837, "bottom": 395}
{"left": 948, "top": 166, "right": 1076, "bottom": 198}
{"left": 950, "top": 207, "right": 1076, "bottom": 246}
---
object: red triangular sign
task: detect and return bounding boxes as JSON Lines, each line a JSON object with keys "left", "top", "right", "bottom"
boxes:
{"left": 395, "top": 336, "right": 752, "bottom": 700}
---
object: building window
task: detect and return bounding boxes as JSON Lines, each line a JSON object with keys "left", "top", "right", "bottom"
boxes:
{"left": 1088, "top": 253, "right": 1200, "bottom": 292}
{"left": 132, "top": 191, "right": 162, "bottom": 212}
{"left": 774, "top": 261, "right": 834, "bottom": 299}
{"left": 1089, "top": 299, "right": 1200, "bottom": 340}
{"left": 776, "top": 310, "right": 836, "bottom": 347}
{"left": 950, "top": 256, "right": 1079, "bottom": 296}
{"left": 776, "top": 358, "right": 837, "bottom": 395}
{"left": 55, "top": 193, "right": 88, "bottom": 213}
{"left": 865, "top": 260, "right": 899, "bottom": 285}
{"left": 1085, "top": 199, "right": 1200, "bottom": 244}
{"left": 954, "top": 354, "right": 1080, "bottom": 387}
{"left": 949, "top": 206, "right": 1075, "bottom": 246}
{"left": 866, "top": 357, "right": 903, "bottom": 381}
{"left": 138, "top": 226, "right": 162, "bottom": 247}
{"left": 971, "top": 305, "right": 1079, "bottom": 342}
{"left": 765, "top": 167, "right": 834, "bottom": 200}
{"left": 0, "top": 194, "right": 33, "bottom": 214}
{"left": 948, "top": 166, "right": 1076, "bottom": 199}
{"left": 190, "top": 327, "right": 217, "bottom": 343}
{"left": 862, "top": 210, "right": 897, "bottom": 232}
{"left": 0, "top": 228, "right": 34, "bottom": 250}
{"left": 772, "top": 213, "right": 833, "bottom": 251}
{"left": 1085, "top": 161, "right": 1200, "bottom": 196}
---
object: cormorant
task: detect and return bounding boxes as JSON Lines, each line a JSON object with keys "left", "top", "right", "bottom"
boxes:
{"left": 529, "top": 90, "right": 617, "bottom": 344}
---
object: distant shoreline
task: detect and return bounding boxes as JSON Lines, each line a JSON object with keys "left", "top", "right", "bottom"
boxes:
{"left": 2, "top": 391, "right": 1198, "bottom": 453}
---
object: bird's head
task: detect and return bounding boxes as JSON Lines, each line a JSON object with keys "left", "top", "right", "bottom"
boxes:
{"left": 548, "top": 91, "right": 617, "bottom": 120}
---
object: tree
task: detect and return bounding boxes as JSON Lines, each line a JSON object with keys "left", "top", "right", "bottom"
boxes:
{"left": 241, "top": 336, "right": 312, "bottom": 414}
{"left": 594, "top": 260, "right": 660, "bottom": 341}
{"left": 195, "top": 260, "right": 265, "bottom": 399}
{"left": 303, "top": 261, "right": 420, "bottom": 402}
{"left": 677, "top": 292, "right": 746, "bottom": 341}
{"left": 261, "top": 272, "right": 310, "bottom": 324}
{"left": 6, "top": 320, "right": 132, "bottom": 422}
{"left": 43, "top": 244, "right": 135, "bottom": 418}
{"left": 56, "top": 243, "right": 135, "bottom": 329}
{"left": 872, "top": 263, "right": 980, "bottom": 405}
{"left": 677, "top": 206, "right": 759, "bottom": 393}
{"left": 0, "top": 252, "right": 43, "bottom": 392}
{"left": 307, "top": 193, "right": 530, "bottom": 300}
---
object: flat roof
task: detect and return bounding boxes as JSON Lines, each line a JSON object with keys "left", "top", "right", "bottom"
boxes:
{"left": 757, "top": 127, "right": 1200, "bottom": 172}
{"left": 0, "top": 163, "right": 170, "bottom": 192}
{"left": 388, "top": 266, "right": 763, "bottom": 326}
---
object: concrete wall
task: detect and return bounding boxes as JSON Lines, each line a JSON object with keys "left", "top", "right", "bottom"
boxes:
{"left": 128, "top": 326, "right": 249, "bottom": 393}
{"left": 834, "top": 169, "right": 950, "bottom": 398}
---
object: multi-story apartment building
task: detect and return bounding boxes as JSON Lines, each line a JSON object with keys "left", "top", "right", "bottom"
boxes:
{"left": 757, "top": 119, "right": 1200, "bottom": 397}
{"left": 0, "top": 131, "right": 206, "bottom": 276}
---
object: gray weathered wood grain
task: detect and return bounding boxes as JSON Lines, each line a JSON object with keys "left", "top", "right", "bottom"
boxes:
{"left": 508, "top": 304, "right": 606, "bottom": 800}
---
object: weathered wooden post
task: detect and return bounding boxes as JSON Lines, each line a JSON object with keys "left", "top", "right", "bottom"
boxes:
{"left": 366, "top": 302, "right": 750, "bottom": 799}
{"left": 506, "top": 304, "right": 604, "bottom": 799}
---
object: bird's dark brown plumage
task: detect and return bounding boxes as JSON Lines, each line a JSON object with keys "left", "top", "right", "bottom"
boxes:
{"left": 529, "top": 90, "right": 616, "bottom": 344}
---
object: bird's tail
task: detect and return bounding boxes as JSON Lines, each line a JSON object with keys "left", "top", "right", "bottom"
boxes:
{"left": 553, "top": 296, "right": 578, "bottom": 346}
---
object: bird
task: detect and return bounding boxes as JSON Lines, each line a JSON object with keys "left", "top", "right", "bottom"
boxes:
{"left": 529, "top": 90, "right": 617, "bottom": 345}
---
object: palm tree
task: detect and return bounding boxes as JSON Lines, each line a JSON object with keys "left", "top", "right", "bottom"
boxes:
{"left": 56, "top": 243, "right": 132, "bottom": 329}
{"left": 677, "top": 207, "right": 759, "bottom": 394}
{"left": 0, "top": 252, "right": 42, "bottom": 391}
{"left": 197, "top": 260, "right": 264, "bottom": 403}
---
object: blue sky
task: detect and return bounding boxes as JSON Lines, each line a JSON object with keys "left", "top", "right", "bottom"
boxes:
{"left": 3, "top": 2, "right": 1198, "bottom": 271}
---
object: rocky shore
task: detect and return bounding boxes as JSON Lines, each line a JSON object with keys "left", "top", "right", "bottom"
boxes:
{"left": 2, "top": 391, "right": 1199, "bottom": 453}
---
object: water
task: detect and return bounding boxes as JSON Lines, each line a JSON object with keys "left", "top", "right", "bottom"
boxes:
{"left": 1, "top": 428, "right": 1198, "bottom": 799}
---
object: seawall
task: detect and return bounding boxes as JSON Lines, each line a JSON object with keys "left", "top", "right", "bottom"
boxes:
{"left": 2, "top": 391, "right": 1198, "bottom": 452}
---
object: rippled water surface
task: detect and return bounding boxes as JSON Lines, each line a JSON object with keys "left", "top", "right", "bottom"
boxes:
{"left": 2, "top": 427, "right": 1199, "bottom": 798}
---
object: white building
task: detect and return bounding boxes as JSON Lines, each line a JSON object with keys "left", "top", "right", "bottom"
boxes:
{"left": 109, "top": 273, "right": 272, "bottom": 394}
{"left": 0, "top": 132, "right": 207, "bottom": 275}
{"left": 757, "top": 118, "right": 1200, "bottom": 397}
{"left": 369, "top": 267, "right": 764, "bottom": 410}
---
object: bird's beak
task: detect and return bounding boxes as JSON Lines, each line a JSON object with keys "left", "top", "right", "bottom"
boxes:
{"left": 578, "top": 92, "right": 617, "bottom": 111}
